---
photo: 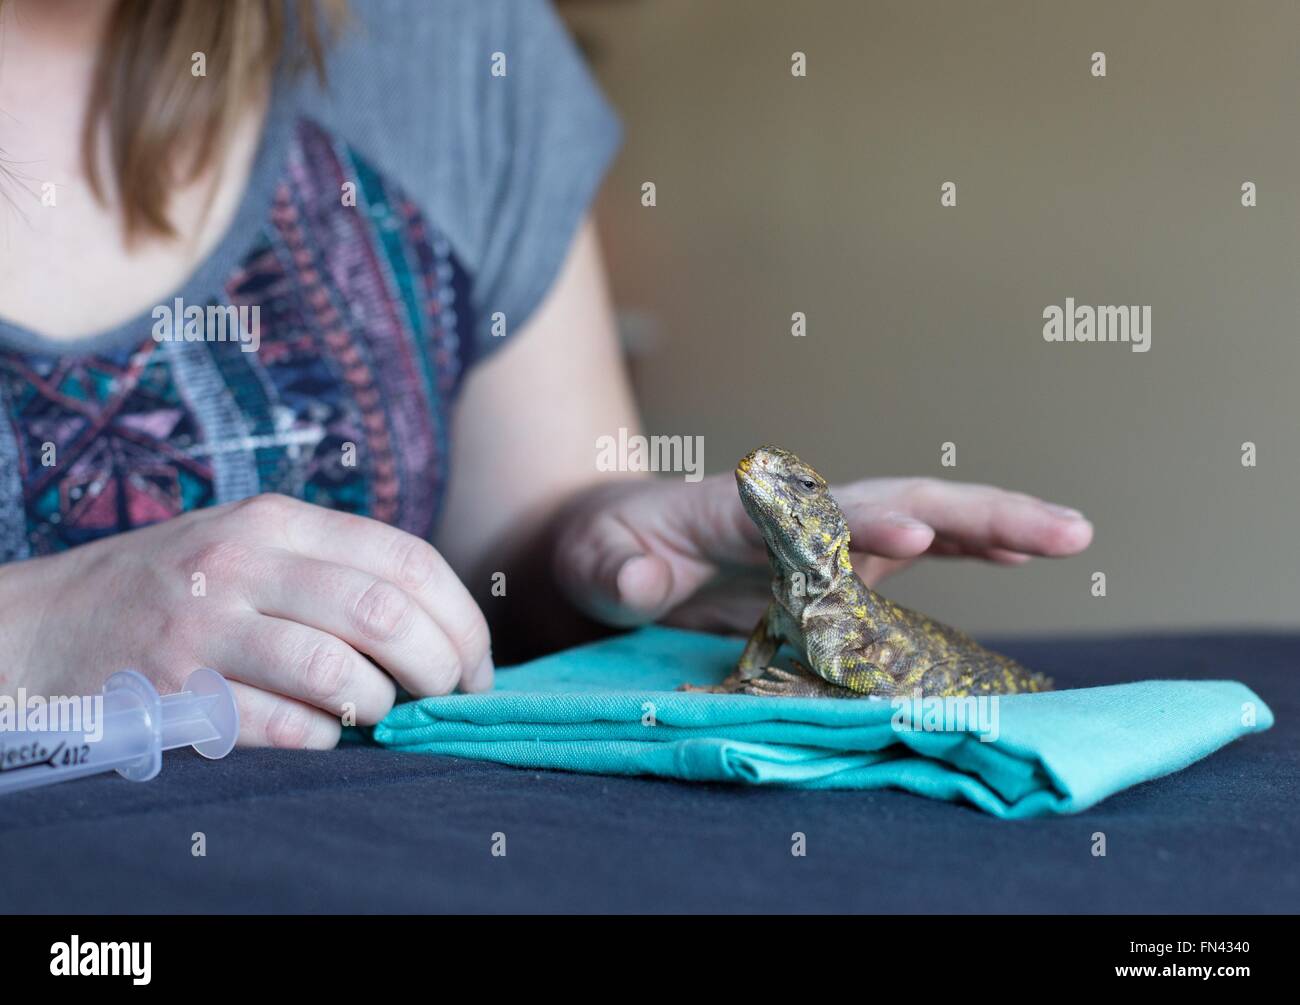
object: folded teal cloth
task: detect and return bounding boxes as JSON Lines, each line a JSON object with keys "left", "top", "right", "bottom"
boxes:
{"left": 373, "top": 626, "right": 1274, "bottom": 818}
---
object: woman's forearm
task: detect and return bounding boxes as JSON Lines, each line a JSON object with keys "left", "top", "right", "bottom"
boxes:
{"left": 434, "top": 218, "right": 645, "bottom": 662}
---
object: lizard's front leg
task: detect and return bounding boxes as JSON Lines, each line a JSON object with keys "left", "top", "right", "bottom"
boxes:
{"left": 744, "top": 616, "right": 900, "bottom": 698}
{"left": 679, "top": 604, "right": 781, "bottom": 693}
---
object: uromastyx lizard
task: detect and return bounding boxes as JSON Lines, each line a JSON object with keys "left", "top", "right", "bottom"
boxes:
{"left": 682, "top": 446, "right": 1052, "bottom": 699}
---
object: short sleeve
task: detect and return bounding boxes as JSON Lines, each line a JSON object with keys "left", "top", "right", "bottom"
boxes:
{"left": 308, "top": 0, "right": 622, "bottom": 369}
{"left": 462, "top": 0, "right": 623, "bottom": 365}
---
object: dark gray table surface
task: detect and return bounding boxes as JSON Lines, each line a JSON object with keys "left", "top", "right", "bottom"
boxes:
{"left": 1, "top": 632, "right": 1295, "bottom": 913}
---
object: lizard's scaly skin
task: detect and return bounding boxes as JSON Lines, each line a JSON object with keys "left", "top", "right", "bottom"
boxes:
{"left": 697, "top": 446, "right": 1052, "bottom": 699}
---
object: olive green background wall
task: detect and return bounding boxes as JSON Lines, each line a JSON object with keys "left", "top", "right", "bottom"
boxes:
{"left": 563, "top": 0, "right": 1300, "bottom": 635}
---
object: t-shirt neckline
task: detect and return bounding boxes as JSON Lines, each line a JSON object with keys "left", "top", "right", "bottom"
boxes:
{"left": 0, "top": 65, "right": 297, "bottom": 357}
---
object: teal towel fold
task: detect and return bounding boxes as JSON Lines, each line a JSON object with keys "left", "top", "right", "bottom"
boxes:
{"left": 373, "top": 626, "right": 1274, "bottom": 818}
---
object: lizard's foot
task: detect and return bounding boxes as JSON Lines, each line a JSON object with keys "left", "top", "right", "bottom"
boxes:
{"left": 678, "top": 668, "right": 755, "bottom": 694}
{"left": 742, "top": 661, "right": 857, "bottom": 699}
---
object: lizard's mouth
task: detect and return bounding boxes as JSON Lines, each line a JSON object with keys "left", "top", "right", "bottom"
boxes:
{"left": 735, "top": 460, "right": 783, "bottom": 535}
{"left": 735, "top": 446, "right": 802, "bottom": 540}
{"left": 735, "top": 448, "right": 774, "bottom": 488}
{"left": 734, "top": 457, "right": 765, "bottom": 501}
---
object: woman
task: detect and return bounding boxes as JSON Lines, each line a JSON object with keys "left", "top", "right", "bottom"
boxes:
{"left": 0, "top": 0, "right": 1091, "bottom": 747}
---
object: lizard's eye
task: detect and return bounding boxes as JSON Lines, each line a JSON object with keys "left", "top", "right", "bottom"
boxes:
{"left": 795, "top": 476, "right": 818, "bottom": 493}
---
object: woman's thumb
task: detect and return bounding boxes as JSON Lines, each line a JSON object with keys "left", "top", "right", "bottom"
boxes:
{"left": 557, "top": 515, "right": 675, "bottom": 627}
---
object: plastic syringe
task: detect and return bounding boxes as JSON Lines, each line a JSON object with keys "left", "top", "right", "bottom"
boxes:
{"left": 0, "top": 668, "right": 239, "bottom": 796}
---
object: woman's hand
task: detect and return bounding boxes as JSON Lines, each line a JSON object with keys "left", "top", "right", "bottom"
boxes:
{"left": 0, "top": 494, "right": 492, "bottom": 748}
{"left": 553, "top": 474, "right": 1093, "bottom": 634}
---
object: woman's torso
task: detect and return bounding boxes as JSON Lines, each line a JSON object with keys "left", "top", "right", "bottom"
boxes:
{"left": 0, "top": 104, "right": 471, "bottom": 560}
{"left": 0, "top": 0, "right": 620, "bottom": 563}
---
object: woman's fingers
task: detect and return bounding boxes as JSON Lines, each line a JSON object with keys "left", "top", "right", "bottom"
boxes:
{"left": 985, "top": 548, "right": 1035, "bottom": 565}
{"left": 843, "top": 509, "right": 937, "bottom": 558}
{"left": 227, "top": 495, "right": 494, "bottom": 691}
{"left": 219, "top": 610, "right": 396, "bottom": 723}
{"left": 900, "top": 480, "right": 1092, "bottom": 555}
{"left": 242, "top": 550, "right": 482, "bottom": 697}
{"left": 227, "top": 678, "right": 343, "bottom": 750}
{"left": 840, "top": 479, "right": 1092, "bottom": 559}
{"left": 553, "top": 486, "right": 715, "bottom": 626}
{"left": 557, "top": 507, "right": 662, "bottom": 624}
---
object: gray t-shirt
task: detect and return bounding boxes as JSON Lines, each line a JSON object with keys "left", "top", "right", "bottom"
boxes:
{"left": 300, "top": 0, "right": 623, "bottom": 360}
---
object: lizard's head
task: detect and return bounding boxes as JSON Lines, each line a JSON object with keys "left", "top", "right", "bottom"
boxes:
{"left": 736, "top": 446, "right": 850, "bottom": 576}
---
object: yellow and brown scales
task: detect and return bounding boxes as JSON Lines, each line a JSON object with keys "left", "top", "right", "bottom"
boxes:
{"left": 684, "top": 446, "right": 1052, "bottom": 699}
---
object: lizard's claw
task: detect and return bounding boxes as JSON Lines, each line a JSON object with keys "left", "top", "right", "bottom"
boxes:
{"left": 742, "top": 662, "right": 856, "bottom": 699}
{"left": 677, "top": 669, "right": 753, "bottom": 694}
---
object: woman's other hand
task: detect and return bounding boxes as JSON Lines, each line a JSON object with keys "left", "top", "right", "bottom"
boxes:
{"left": 0, "top": 494, "right": 492, "bottom": 748}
